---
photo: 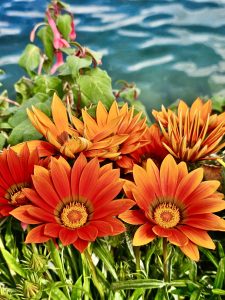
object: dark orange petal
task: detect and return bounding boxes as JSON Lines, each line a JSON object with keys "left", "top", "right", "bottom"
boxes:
{"left": 175, "top": 168, "right": 203, "bottom": 202}
{"left": 119, "top": 209, "right": 148, "bottom": 225}
{"left": 27, "top": 207, "right": 55, "bottom": 223}
{"left": 10, "top": 205, "right": 41, "bottom": 224}
{"left": 160, "top": 155, "right": 178, "bottom": 197}
{"left": 59, "top": 228, "right": 78, "bottom": 246}
{"left": 93, "top": 199, "right": 135, "bottom": 219}
{"left": 11, "top": 141, "right": 57, "bottom": 157}
{"left": 152, "top": 225, "right": 172, "bottom": 237}
{"left": 32, "top": 176, "right": 60, "bottom": 208}
{"left": 180, "top": 240, "right": 200, "bottom": 261}
{"left": 77, "top": 224, "right": 98, "bottom": 241}
{"left": 44, "top": 223, "right": 61, "bottom": 237}
{"left": 133, "top": 223, "right": 156, "bottom": 246}
{"left": 177, "top": 161, "right": 188, "bottom": 182}
{"left": 184, "top": 214, "right": 225, "bottom": 231}
{"left": 178, "top": 225, "right": 215, "bottom": 249}
{"left": 79, "top": 158, "right": 99, "bottom": 199}
{"left": 167, "top": 228, "right": 188, "bottom": 246}
{"left": 73, "top": 238, "right": 89, "bottom": 253}
{"left": 23, "top": 188, "right": 53, "bottom": 211}
{"left": 0, "top": 205, "right": 13, "bottom": 216}
{"left": 51, "top": 157, "right": 71, "bottom": 199}
{"left": 25, "top": 224, "right": 50, "bottom": 243}
{"left": 7, "top": 148, "right": 24, "bottom": 183}
{"left": 105, "top": 218, "right": 126, "bottom": 235}
{"left": 71, "top": 153, "right": 87, "bottom": 196}
{"left": 90, "top": 220, "right": 113, "bottom": 237}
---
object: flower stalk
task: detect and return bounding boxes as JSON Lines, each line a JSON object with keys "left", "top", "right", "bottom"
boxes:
{"left": 84, "top": 248, "right": 105, "bottom": 300}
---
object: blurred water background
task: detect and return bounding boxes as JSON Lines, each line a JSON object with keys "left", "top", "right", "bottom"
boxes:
{"left": 0, "top": 0, "right": 225, "bottom": 111}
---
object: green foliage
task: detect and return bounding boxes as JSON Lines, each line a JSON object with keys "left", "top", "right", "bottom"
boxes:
{"left": 19, "top": 44, "right": 41, "bottom": 76}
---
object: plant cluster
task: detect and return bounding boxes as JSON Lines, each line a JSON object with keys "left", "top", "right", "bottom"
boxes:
{"left": 1, "top": 1, "right": 225, "bottom": 300}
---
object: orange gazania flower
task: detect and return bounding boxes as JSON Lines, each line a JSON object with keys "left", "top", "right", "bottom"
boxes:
{"left": 72, "top": 101, "right": 148, "bottom": 168}
{"left": 11, "top": 154, "right": 134, "bottom": 252}
{"left": 131, "top": 124, "right": 169, "bottom": 167}
{"left": 0, "top": 144, "right": 39, "bottom": 217}
{"left": 27, "top": 93, "right": 92, "bottom": 158}
{"left": 119, "top": 155, "right": 225, "bottom": 261}
{"left": 152, "top": 98, "right": 225, "bottom": 162}
{"left": 27, "top": 94, "right": 128, "bottom": 160}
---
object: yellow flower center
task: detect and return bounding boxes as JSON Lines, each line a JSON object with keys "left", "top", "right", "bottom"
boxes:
{"left": 6, "top": 183, "right": 28, "bottom": 206}
{"left": 60, "top": 202, "right": 88, "bottom": 229}
{"left": 154, "top": 203, "right": 180, "bottom": 228}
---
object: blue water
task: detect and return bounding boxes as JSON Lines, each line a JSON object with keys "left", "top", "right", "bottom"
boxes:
{"left": 0, "top": 0, "right": 225, "bottom": 111}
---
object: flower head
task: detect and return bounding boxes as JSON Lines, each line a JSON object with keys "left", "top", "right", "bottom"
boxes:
{"left": 72, "top": 101, "right": 148, "bottom": 168}
{"left": 119, "top": 154, "right": 225, "bottom": 261}
{"left": 11, "top": 154, "right": 134, "bottom": 252}
{"left": 27, "top": 94, "right": 92, "bottom": 158}
{"left": 0, "top": 144, "right": 39, "bottom": 217}
{"left": 152, "top": 98, "right": 225, "bottom": 162}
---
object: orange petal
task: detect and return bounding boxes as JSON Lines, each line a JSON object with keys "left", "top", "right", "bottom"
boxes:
{"left": 152, "top": 225, "right": 172, "bottom": 237}
{"left": 180, "top": 240, "right": 200, "bottom": 261}
{"left": 93, "top": 199, "right": 134, "bottom": 219}
{"left": 90, "top": 220, "right": 113, "bottom": 237}
{"left": 133, "top": 223, "right": 156, "bottom": 246}
{"left": 77, "top": 224, "right": 98, "bottom": 241}
{"left": 175, "top": 168, "right": 203, "bottom": 202}
{"left": 71, "top": 153, "right": 87, "bottom": 196}
{"left": 167, "top": 228, "right": 188, "bottom": 246}
{"left": 51, "top": 93, "right": 69, "bottom": 133}
{"left": 73, "top": 238, "right": 89, "bottom": 253}
{"left": 119, "top": 209, "right": 148, "bottom": 225}
{"left": 160, "top": 155, "right": 178, "bottom": 197}
{"left": 25, "top": 224, "right": 50, "bottom": 243}
{"left": 10, "top": 205, "right": 42, "bottom": 224}
{"left": 105, "top": 217, "right": 126, "bottom": 235}
{"left": 59, "top": 228, "right": 78, "bottom": 246}
{"left": 44, "top": 223, "right": 61, "bottom": 237}
{"left": 184, "top": 214, "right": 225, "bottom": 231}
{"left": 178, "top": 225, "right": 215, "bottom": 249}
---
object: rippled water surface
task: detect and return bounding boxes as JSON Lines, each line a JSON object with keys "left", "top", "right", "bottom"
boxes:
{"left": 1, "top": 0, "right": 225, "bottom": 110}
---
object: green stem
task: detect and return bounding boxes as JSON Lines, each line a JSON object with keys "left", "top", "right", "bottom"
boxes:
{"left": 47, "top": 240, "right": 71, "bottom": 299}
{"left": 163, "top": 238, "right": 168, "bottom": 282}
{"left": 134, "top": 246, "right": 141, "bottom": 278}
{"left": 84, "top": 248, "right": 105, "bottom": 300}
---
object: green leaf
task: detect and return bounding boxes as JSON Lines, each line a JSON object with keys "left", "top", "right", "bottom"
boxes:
{"left": 57, "top": 14, "right": 72, "bottom": 40}
{"left": 190, "top": 289, "right": 202, "bottom": 300}
{"left": 111, "top": 279, "right": 165, "bottom": 290}
{"left": 18, "top": 44, "right": 41, "bottom": 76}
{"left": 200, "top": 248, "right": 219, "bottom": 268}
{"left": 59, "top": 55, "right": 92, "bottom": 77}
{"left": 8, "top": 93, "right": 49, "bottom": 128}
{"left": 77, "top": 67, "right": 115, "bottom": 108}
{"left": 93, "top": 241, "right": 118, "bottom": 281}
{"left": 1, "top": 248, "right": 26, "bottom": 278}
{"left": 33, "top": 75, "right": 63, "bottom": 96}
{"left": 47, "top": 287, "right": 69, "bottom": 300}
{"left": 71, "top": 276, "right": 83, "bottom": 299}
{"left": 8, "top": 119, "right": 42, "bottom": 145}
{"left": 213, "top": 257, "right": 225, "bottom": 289}
{"left": 14, "top": 77, "right": 34, "bottom": 103}
{"left": 129, "top": 288, "right": 145, "bottom": 300}
{"left": 212, "top": 289, "right": 225, "bottom": 295}
{"left": 37, "top": 25, "right": 54, "bottom": 60}
{"left": 0, "top": 132, "right": 6, "bottom": 149}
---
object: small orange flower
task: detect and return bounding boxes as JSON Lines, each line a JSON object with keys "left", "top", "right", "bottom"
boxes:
{"left": 27, "top": 93, "right": 92, "bottom": 158}
{"left": 152, "top": 98, "right": 225, "bottom": 162}
{"left": 0, "top": 144, "right": 39, "bottom": 217}
{"left": 119, "top": 155, "right": 225, "bottom": 261}
{"left": 131, "top": 124, "right": 169, "bottom": 167}
{"left": 73, "top": 101, "right": 148, "bottom": 167}
{"left": 11, "top": 154, "right": 134, "bottom": 252}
